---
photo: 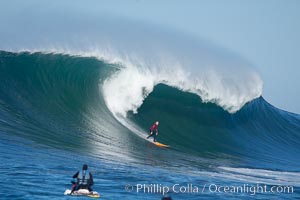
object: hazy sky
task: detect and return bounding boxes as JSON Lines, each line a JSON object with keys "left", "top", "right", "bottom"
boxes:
{"left": 2, "top": 0, "right": 300, "bottom": 113}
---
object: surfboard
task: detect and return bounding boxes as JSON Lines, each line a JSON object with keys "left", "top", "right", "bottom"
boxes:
{"left": 153, "top": 141, "right": 170, "bottom": 148}
{"left": 64, "top": 189, "right": 100, "bottom": 198}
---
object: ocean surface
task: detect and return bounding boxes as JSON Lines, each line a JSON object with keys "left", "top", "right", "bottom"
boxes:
{"left": 0, "top": 51, "right": 299, "bottom": 199}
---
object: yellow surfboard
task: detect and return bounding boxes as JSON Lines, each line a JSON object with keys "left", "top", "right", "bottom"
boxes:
{"left": 87, "top": 193, "right": 100, "bottom": 198}
{"left": 153, "top": 141, "right": 170, "bottom": 148}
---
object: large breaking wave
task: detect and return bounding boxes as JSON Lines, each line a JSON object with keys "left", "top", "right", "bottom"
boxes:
{"left": 0, "top": 51, "right": 299, "bottom": 172}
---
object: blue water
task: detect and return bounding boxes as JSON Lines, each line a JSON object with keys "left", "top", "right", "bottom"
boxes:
{"left": 0, "top": 51, "right": 299, "bottom": 199}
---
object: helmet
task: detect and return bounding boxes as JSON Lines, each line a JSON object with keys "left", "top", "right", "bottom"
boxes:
{"left": 162, "top": 196, "right": 172, "bottom": 200}
{"left": 155, "top": 121, "right": 159, "bottom": 125}
{"left": 82, "top": 164, "right": 88, "bottom": 170}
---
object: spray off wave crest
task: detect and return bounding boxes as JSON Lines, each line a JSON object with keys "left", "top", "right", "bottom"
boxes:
{"left": 102, "top": 55, "right": 263, "bottom": 117}
{"left": 0, "top": 11, "right": 263, "bottom": 116}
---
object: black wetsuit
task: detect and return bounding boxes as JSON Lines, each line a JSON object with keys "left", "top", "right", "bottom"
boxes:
{"left": 147, "top": 129, "right": 158, "bottom": 142}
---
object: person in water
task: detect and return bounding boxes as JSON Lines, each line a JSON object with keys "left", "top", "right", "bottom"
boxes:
{"left": 162, "top": 195, "right": 172, "bottom": 200}
{"left": 147, "top": 121, "right": 159, "bottom": 142}
{"left": 71, "top": 164, "right": 94, "bottom": 193}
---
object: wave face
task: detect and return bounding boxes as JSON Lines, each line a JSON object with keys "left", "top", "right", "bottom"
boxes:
{"left": 128, "top": 84, "right": 300, "bottom": 171}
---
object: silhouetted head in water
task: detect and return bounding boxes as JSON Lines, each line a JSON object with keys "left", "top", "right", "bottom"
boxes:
{"left": 82, "top": 164, "right": 88, "bottom": 170}
{"left": 162, "top": 196, "right": 172, "bottom": 200}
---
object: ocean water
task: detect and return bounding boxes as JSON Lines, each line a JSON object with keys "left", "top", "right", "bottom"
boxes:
{"left": 0, "top": 51, "right": 299, "bottom": 199}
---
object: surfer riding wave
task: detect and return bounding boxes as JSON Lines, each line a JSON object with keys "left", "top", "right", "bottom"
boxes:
{"left": 147, "top": 121, "right": 159, "bottom": 142}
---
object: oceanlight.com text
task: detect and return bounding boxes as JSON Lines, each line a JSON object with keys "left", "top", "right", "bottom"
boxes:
{"left": 125, "top": 183, "right": 294, "bottom": 196}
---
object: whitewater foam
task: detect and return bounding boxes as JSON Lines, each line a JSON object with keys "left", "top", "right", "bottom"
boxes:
{"left": 101, "top": 55, "right": 262, "bottom": 117}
